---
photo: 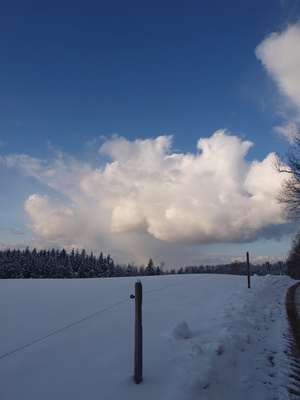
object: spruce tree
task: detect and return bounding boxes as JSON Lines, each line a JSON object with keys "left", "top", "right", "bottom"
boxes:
{"left": 145, "top": 259, "right": 155, "bottom": 276}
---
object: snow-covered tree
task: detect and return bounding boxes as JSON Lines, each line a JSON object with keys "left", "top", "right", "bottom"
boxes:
{"left": 145, "top": 259, "right": 155, "bottom": 276}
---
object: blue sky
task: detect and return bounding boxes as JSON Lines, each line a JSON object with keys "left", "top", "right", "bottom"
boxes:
{"left": 1, "top": 0, "right": 300, "bottom": 268}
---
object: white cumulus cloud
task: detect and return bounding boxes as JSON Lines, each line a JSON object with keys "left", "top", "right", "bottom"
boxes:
{"left": 255, "top": 23, "right": 300, "bottom": 137}
{"left": 2, "top": 129, "right": 287, "bottom": 267}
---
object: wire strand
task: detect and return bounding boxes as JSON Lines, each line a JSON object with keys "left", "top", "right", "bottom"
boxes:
{"left": 143, "top": 275, "right": 205, "bottom": 295}
{"left": 1, "top": 275, "right": 207, "bottom": 360}
{"left": 0, "top": 296, "right": 130, "bottom": 360}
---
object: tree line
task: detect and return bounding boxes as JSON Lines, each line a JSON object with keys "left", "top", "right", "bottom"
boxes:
{"left": 0, "top": 247, "right": 286, "bottom": 279}
{"left": 181, "top": 261, "right": 285, "bottom": 276}
{"left": 0, "top": 248, "right": 165, "bottom": 279}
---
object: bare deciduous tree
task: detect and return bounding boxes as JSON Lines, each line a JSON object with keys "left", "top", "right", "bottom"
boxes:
{"left": 275, "top": 131, "right": 300, "bottom": 220}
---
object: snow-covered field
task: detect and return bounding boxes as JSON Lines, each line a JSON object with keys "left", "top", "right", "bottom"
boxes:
{"left": 0, "top": 274, "right": 296, "bottom": 399}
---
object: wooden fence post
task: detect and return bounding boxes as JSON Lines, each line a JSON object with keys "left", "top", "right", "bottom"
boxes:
{"left": 134, "top": 280, "right": 143, "bottom": 384}
{"left": 247, "top": 252, "right": 251, "bottom": 289}
{"left": 280, "top": 261, "right": 282, "bottom": 276}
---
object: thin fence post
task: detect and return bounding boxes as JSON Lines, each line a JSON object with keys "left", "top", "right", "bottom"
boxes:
{"left": 247, "top": 252, "right": 251, "bottom": 289}
{"left": 280, "top": 261, "right": 282, "bottom": 276}
{"left": 134, "top": 280, "right": 143, "bottom": 384}
{"left": 267, "top": 261, "right": 270, "bottom": 275}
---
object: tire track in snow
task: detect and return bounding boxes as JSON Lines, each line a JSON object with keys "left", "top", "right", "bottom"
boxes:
{"left": 285, "top": 282, "right": 300, "bottom": 398}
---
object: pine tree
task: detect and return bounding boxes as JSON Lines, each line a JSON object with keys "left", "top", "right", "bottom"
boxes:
{"left": 145, "top": 259, "right": 155, "bottom": 276}
{"left": 106, "top": 254, "right": 115, "bottom": 277}
{"left": 97, "top": 252, "right": 104, "bottom": 277}
{"left": 286, "top": 231, "right": 300, "bottom": 279}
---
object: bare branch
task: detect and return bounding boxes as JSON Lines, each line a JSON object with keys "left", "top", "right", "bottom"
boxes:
{"left": 275, "top": 130, "right": 300, "bottom": 221}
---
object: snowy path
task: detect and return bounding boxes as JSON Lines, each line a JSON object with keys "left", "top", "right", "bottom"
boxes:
{"left": 0, "top": 274, "right": 296, "bottom": 399}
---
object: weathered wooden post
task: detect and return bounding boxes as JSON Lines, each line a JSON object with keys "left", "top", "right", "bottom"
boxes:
{"left": 247, "top": 252, "right": 251, "bottom": 289}
{"left": 134, "top": 280, "right": 143, "bottom": 384}
{"left": 280, "top": 261, "right": 282, "bottom": 276}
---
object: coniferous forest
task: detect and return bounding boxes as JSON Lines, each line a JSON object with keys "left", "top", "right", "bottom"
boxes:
{"left": 0, "top": 247, "right": 286, "bottom": 279}
{"left": 0, "top": 248, "right": 165, "bottom": 279}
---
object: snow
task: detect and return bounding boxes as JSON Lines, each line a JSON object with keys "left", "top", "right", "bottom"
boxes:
{"left": 0, "top": 274, "right": 296, "bottom": 399}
